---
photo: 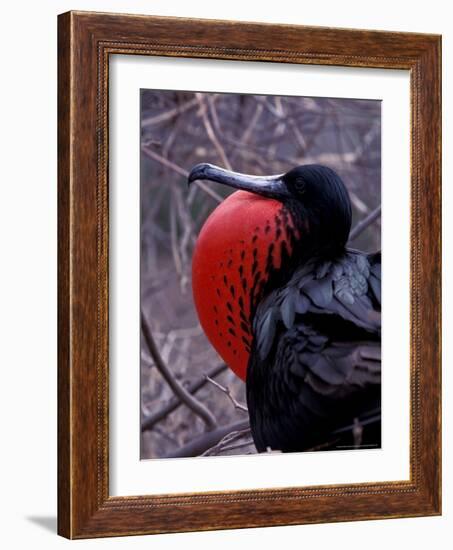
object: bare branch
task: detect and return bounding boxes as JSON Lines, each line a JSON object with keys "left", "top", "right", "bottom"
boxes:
{"left": 164, "top": 420, "right": 250, "bottom": 458}
{"left": 349, "top": 204, "right": 381, "bottom": 242}
{"left": 241, "top": 102, "right": 264, "bottom": 144}
{"left": 217, "top": 439, "right": 256, "bottom": 454}
{"left": 141, "top": 310, "right": 218, "bottom": 431}
{"left": 141, "top": 144, "right": 223, "bottom": 203}
{"left": 141, "top": 363, "right": 227, "bottom": 431}
{"left": 169, "top": 199, "right": 183, "bottom": 277}
{"left": 289, "top": 117, "right": 308, "bottom": 153}
{"left": 141, "top": 97, "right": 198, "bottom": 127}
{"left": 255, "top": 95, "right": 282, "bottom": 118}
{"left": 142, "top": 143, "right": 188, "bottom": 177}
{"left": 195, "top": 93, "right": 232, "bottom": 170}
{"left": 169, "top": 186, "right": 193, "bottom": 292}
{"left": 202, "top": 428, "right": 253, "bottom": 456}
{"left": 205, "top": 375, "right": 248, "bottom": 413}
{"left": 332, "top": 412, "right": 381, "bottom": 435}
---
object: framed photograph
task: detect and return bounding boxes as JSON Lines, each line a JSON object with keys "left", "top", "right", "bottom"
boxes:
{"left": 58, "top": 11, "right": 441, "bottom": 538}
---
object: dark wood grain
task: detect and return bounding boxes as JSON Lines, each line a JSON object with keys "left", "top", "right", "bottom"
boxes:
{"left": 57, "top": 10, "right": 441, "bottom": 539}
{"left": 57, "top": 11, "right": 71, "bottom": 538}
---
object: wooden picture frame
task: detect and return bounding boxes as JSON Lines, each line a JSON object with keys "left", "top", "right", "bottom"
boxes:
{"left": 58, "top": 10, "right": 441, "bottom": 539}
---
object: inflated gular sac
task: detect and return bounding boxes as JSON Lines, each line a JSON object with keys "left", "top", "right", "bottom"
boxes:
{"left": 192, "top": 190, "right": 298, "bottom": 380}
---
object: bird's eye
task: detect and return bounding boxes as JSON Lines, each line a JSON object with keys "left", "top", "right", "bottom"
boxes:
{"left": 294, "top": 178, "right": 305, "bottom": 194}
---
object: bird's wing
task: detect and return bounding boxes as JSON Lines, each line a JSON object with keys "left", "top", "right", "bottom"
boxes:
{"left": 278, "top": 326, "right": 381, "bottom": 405}
{"left": 248, "top": 251, "right": 381, "bottom": 452}
{"left": 254, "top": 250, "right": 381, "bottom": 360}
{"left": 248, "top": 321, "right": 382, "bottom": 451}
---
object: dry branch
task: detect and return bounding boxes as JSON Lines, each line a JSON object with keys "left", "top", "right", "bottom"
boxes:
{"left": 141, "top": 144, "right": 224, "bottom": 203}
{"left": 164, "top": 419, "right": 250, "bottom": 458}
{"left": 205, "top": 375, "right": 248, "bottom": 413}
{"left": 349, "top": 204, "right": 381, "bottom": 242}
{"left": 141, "top": 97, "right": 198, "bottom": 127}
{"left": 195, "top": 93, "right": 232, "bottom": 170}
{"left": 202, "top": 428, "right": 253, "bottom": 456}
{"left": 141, "top": 363, "right": 227, "bottom": 431}
{"left": 141, "top": 310, "right": 218, "bottom": 431}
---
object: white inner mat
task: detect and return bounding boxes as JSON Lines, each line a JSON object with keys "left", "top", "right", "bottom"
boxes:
{"left": 109, "top": 55, "right": 410, "bottom": 496}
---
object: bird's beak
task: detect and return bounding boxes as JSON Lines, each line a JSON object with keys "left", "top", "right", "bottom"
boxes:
{"left": 188, "top": 163, "right": 290, "bottom": 200}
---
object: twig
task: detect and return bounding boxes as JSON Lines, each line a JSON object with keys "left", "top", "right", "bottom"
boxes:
{"left": 348, "top": 204, "right": 381, "bottom": 242}
{"left": 350, "top": 120, "right": 380, "bottom": 160}
{"left": 151, "top": 324, "right": 204, "bottom": 366}
{"left": 332, "top": 413, "right": 381, "bottom": 435}
{"left": 240, "top": 102, "right": 264, "bottom": 144}
{"left": 205, "top": 375, "right": 248, "bottom": 413}
{"left": 141, "top": 310, "right": 218, "bottom": 431}
{"left": 164, "top": 420, "right": 251, "bottom": 458}
{"left": 218, "top": 439, "right": 256, "bottom": 454}
{"left": 168, "top": 186, "right": 193, "bottom": 292}
{"left": 141, "top": 145, "right": 223, "bottom": 203}
{"left": 141, "top": 363, "right": 227, "bottom": 431}
{"left": 273, "top": 96, "right": 308, "bottom": 154}
{"left": 255, "top": 95, "right": 282, "bottom": 118}
{"left": 353, "top": 417, "right": 363, "bottom": 448}
{"left": 172, "top": 187, "right": 195, "bottom": 292}
{"left": 195, "top": 93, "right": 232, "bottom": 170}
{"left": 289, "top": 117, "right": 307, "bottom": 153}
{"left": 142, "top": 143, "right": 189, "bottom": 177}
{"left": 206, "top": 95, "right": 223, "bottom": 135}
{"left": 202, "top": 428, "right": 253, "bottom": 456}
{"left": 141, "top": 97, "right": 198, "bottom": 127}
{"left": 162, "top": 113, "right": 184, "bottom": 158}
{"left": 169, "top": 200, "right": 183, "bottom": 277}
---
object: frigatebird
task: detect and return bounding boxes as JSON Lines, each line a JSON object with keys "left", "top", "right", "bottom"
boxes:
{"left": 188, "top": 163, "right": 381, "bottom": 452}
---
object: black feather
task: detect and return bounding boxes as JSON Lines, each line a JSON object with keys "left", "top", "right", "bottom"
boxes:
{"left": 246, "top": 250, "right": 381, "bottom": 453}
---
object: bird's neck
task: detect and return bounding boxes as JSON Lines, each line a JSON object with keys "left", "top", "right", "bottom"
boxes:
{"left": 250, "top": 201, "right": 345, "bottom": 321}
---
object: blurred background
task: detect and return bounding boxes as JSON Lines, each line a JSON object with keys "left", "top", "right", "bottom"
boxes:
{"left": 140, "top": 90, "right": 381, "bottom": 459}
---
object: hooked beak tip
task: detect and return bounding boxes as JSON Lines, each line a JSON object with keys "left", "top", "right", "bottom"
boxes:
{"left": 187, "top": 163, "right": 213, "bottom": 187}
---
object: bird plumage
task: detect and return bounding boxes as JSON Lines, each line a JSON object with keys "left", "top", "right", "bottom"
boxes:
{"left": 189, "top": 162, "right": 381, "bottom": 453}
{"left": 248, "top": 250, "right": 381, "bottom": 452}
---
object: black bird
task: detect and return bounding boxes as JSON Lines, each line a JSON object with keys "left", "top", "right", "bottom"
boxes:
{"left": 189, "top": 163, "right": 381, "bottom": 452}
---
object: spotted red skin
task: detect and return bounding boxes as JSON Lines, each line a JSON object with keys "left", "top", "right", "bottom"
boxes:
{"left": 192, "top": 190, "right": 296, "bottom": 381}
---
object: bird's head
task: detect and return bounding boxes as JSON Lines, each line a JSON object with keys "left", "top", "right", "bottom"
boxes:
{"left": 189, "top": 163, "right": 352, "bottom": 253}
{"left": 188, "top": 163, "right": 352, "bottom": 380}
